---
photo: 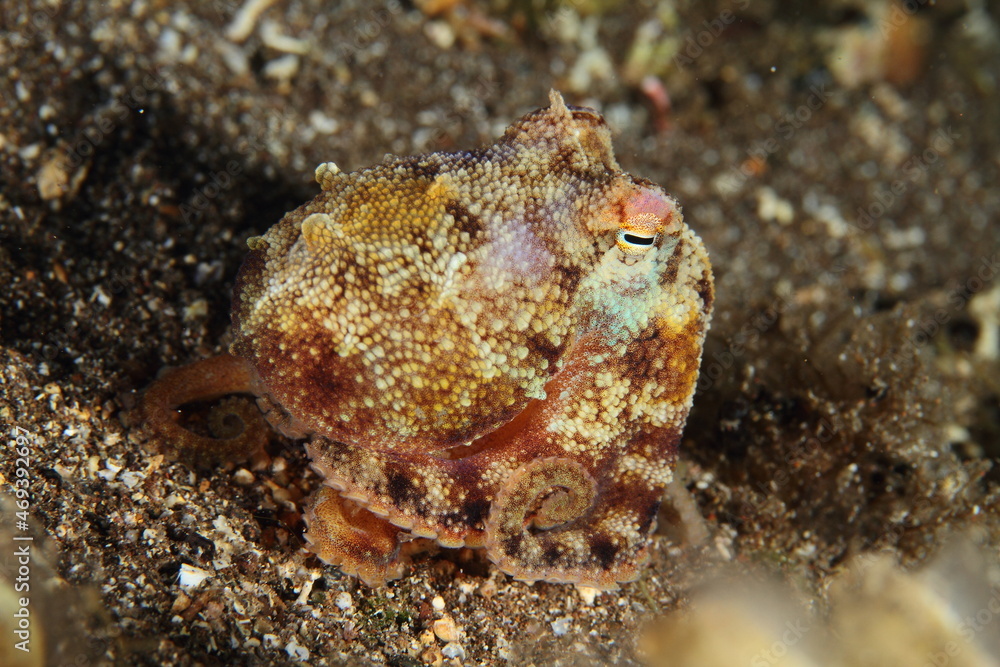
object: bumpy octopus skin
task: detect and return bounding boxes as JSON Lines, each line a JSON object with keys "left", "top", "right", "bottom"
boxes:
{"left": 139, "top": 91, "right": 713, "bottom": 590}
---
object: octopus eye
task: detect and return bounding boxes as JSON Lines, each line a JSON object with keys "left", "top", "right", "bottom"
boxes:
{"left": 615, "top": 211, "right": 662, "bottom": 256}
{"left": 615, "top": 229, "right": 658, "bottom": 255}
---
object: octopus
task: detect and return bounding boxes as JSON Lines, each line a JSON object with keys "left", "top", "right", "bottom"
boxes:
{"left": 138, "top": 91, "right": 714, "bottom": 590}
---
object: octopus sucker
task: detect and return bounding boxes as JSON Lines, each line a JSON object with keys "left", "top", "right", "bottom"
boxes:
{"left": 138, "top": 91, "right": 713, "bottom": 589}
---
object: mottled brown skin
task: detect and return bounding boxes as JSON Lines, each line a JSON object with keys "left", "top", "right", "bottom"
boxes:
{"left": 139, "top": 91, "right": 713, "bottom": 589}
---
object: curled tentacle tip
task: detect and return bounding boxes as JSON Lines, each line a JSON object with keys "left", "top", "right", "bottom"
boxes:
{"left": 305, "top": 487, "right": 407, "bottom": 587}
{"left": 136, "top": 354, "right": 270, "bottom": 465}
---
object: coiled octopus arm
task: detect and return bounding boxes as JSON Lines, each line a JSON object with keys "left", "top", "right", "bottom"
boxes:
{"left": 136, "top": 354, "right": 271, "bottom": 464}
{"left": 137, "top": 354, "right": 411, "bottom": 586}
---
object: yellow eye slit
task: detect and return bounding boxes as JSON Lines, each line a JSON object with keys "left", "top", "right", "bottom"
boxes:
{"left": 616, "top": 229, "right": 658, "bottom": 254}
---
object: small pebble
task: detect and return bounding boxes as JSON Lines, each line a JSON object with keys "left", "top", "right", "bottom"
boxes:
{"left": 170, "top": 591, "right": 192, "bottom": 614}
{"left": 420, "top": 645, "right": 443, "bottom": 664}
{"left": 477, "top": 578, "right": 497, "bottom": 598}
{"left": 285, "top": 637, "right": 309, "bottom": 660}
{"left": 442, "top": 642, "right": 465, "bottom": 660}
{"left": 431, "top": 595, "right": 445, "bottom": 611}
{"left": 335, "top": 592, "right": 353, "bottom": 611}
{"left": 424, "top": 20, "right": 455, "bottom": 49}
{"left": 233, "top": 468, "right": 255, "bottom": 486}
{"left": 551, "top": 616, "right": 572, "bottom": 636}
{"left": 177, "top": 563, "right": 211, "bottom": 589}
{"left": 576, "top": 585, "right": 599, "bottom": 606}
{"left": 433, "top": 615, "right": 460, "bottom": 643}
